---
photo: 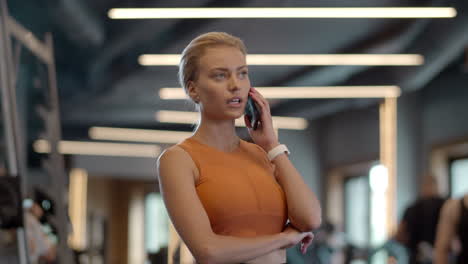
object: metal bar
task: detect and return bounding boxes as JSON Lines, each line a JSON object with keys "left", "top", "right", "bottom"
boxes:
{"left": 12, "top": 39, "right": 22, "bottom": 88}
{"left": 1, "top": 0, "right": 28, "bottom": 204}
{"left": 0, "top": 0, "right": 30, "bottom": 263}
{"left": 6, "top": 15, "right": 52, "bottom": 65}
{"left": 0, "top": 0, "right": 18, "bottom": 177}
{"left": 379, "top": 97, "right": 398, "bottom": 236}
{"left": 16, "top": 229, "right": 28, "bottom": 264}
{"left": 5, "top": 33, "right": 28, "bottom": 201}
{"left": 44, "top": 32, "right": 75, "bottom": 264}
{"left": 464, "top": 46, "right": 468, "bottom": 72}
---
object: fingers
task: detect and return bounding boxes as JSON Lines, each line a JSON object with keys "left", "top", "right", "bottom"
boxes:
{"left": 282, "top": 229, "right": 314, "bottom": 252}
{"left": 249, "top": 88, "right": 270, "bottom": 115}
{"left": 302, "top": 240, "right": 312, "bottom": 254}
{"left": 251, "top": 87, "right": 269, "bottom": 109}
{"left": 300, "top": 233, "right": 314, "bottom": 255}
{"left": 244, "top": 115, "right": 252, "bottom": 128}
{"left": 249, "top": 89, "right": 273, "bottom": 132}
{"left": 300, "top": 242, "right": 311, "bottom": 255}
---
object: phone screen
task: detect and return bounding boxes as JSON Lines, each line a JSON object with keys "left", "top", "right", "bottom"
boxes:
{"left": 245, "top": 95, "right": 260, "bottom": 130}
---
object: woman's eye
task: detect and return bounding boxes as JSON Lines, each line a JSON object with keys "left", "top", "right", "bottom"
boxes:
{"left": 239, "top": 71, "right": 249, "bottom": 79}
{"left": 213, "top": 73, "right": 226, "bottom": 80}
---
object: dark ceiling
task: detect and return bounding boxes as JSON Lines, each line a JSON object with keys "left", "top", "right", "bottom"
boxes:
{"left": 5, "top": 0, "right": 468, "bottom": 141}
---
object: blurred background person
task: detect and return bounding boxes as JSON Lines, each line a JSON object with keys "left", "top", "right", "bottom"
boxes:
{"left": 434, "top": 193, "right": 468, "bottom": 264}
{"left": 24, "top": 199, "right": 57, "bottom": 264}
{"left": 315, "top": 221, "right": 346, "bottom": 264}
{"left": 396, "top": 175, "right": 446, "bottom": 264}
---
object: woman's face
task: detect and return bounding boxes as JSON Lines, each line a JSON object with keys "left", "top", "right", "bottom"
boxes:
{"left": 191, "top": 45, "right": 250, "bottom": 120}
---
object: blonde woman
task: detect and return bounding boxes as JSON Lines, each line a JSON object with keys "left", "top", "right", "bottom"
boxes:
{"left": 157, "top": 32, "right": 321, "bottom": 264}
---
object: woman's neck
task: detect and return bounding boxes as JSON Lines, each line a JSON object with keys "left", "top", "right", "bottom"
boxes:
{"left": 192, "top": 118, "right": 240, "bottom": 152}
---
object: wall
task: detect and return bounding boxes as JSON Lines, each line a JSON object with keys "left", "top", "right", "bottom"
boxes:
{"left": 279, "top": 123, "right": 323, "bottom": 201}
{"left": 86, "top": 176, "right": 155, "bottom": 264}
{"left": 422, "top": 67, "right": 468, "bottom": 148}
{"left": 86, "top": 177, "right": 121, "bottom": 263}
{"left": 321, "top": 105, "right": 380, "bottom": 168}
{"left": 319, "top": 61, "right": 468, "bottom": 221}
{"left": 74, "top": 155, "right": 157, "bottom": 180}
{"left": 396, "top": 91, "right": 423, "bottom": 217}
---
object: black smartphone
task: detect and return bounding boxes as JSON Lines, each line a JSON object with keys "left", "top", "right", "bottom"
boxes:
{"left": 245, "top": 95, "right": 261, "bottom": 130}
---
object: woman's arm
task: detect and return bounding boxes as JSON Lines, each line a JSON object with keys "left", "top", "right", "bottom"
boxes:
{"left": 434, "top": 199, "right": 459, "bottom": 264}
{"left": 157, "top": 146, "right": 312, "bottom": 264}
{"left": 270, "top": 152, "right": 322, "bottom": 232}
{"left": 247, "top": 87, "right": 322, "bottom": 232}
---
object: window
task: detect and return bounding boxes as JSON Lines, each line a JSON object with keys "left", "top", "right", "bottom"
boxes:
{"left": 368, "top": 164, "right": 390, "bottom": 264}
{"left": 344, "top": 175, "right": 370, "bottom": 248}
{"left": 145, "top": 193, "right": 169, "bottom": 254}
{"left": 344, "top": 165, "right": 390, "bottom": 264}
{"left": 450, "top": 157, "right": 468, "bottom": 198}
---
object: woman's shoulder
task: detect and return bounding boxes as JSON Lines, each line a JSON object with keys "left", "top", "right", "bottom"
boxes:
{"left": 157, "top": 144, "right": 198, "bottom": 175}
{"left": 158, "top": 144, "right": 193, "bottom": 167}
{"left": 440, "top": 198, "right": 462, "bottom": 222}
{"left": 157, "top": 144, "right": 200, "bottom": 184}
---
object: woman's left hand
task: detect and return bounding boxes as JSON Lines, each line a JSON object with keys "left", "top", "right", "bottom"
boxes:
{"left": 244, "top": 87, "right": 279, "bottom": 152}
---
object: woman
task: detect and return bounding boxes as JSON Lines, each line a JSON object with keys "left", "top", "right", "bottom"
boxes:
{"left": 434, "top": 194, "right": 468, "bottom": 264}
{"left": 157, "top": 32, "right": 321, "bottom": 264}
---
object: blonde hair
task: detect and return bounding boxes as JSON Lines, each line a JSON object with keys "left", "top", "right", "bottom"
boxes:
{"left": 178, "top": 32, "right": 247, "bottom": 103}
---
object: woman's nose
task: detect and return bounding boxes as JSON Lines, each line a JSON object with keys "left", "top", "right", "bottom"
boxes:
{"left": 228, "top": 75, "right": 241, "bottom": 91}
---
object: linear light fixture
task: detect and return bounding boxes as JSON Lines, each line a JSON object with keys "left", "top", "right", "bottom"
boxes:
{"left": 33, "top": 140, "right": 161, "bottom": 158}
{"left": 89, "top": 126, "right": 193, "bottom": 144}
{"left": 155, "top": 110, "right": 308, "bottom": 130}
{"left": 159, "top": 86, "right": 401, "bottom": 100}
{"left": 139, "top": 54, "right": 424, "bottom": 66}
{"left": 108, "top": 7, "right": 456, "bottom": 19}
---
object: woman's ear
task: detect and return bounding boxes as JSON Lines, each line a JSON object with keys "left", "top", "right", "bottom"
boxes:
{"left": 187, "top": 81, "right": 200, "bottom": 103}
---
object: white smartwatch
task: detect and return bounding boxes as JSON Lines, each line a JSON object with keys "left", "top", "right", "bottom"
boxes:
{"left": 267, "top": 144, "right": 290, "bottom": 161}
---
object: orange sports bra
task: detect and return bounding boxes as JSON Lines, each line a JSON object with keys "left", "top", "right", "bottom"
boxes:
{"left": 177, "top": 137, "right": 287, "bottom": 238}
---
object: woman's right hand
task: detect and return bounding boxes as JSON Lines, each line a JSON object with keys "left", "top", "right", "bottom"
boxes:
{"left": 281, "top": 225, "right": 314, "bottom": 254}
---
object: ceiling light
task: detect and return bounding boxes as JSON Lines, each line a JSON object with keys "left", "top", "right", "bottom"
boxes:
{"left": 159, "top": 86, "right": 401, "bottom": 100}
{"left": 89, "top": 126, "right": 193, "bottom": 144}
{"left": 33, "top": 140, "right": 161, "bottom": 158}
{"left": 139, "top": 54, "right": 424, "bottom": 66}
{"left": 155, "top": 111, "right": 308, "bottom": 130}
{"left": 109, "top": 7, "right": 456, "bottom": 19}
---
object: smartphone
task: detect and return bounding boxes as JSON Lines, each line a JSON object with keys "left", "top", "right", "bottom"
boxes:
{"left": 245, "top": 95, "right": 261, "bottom": 130}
